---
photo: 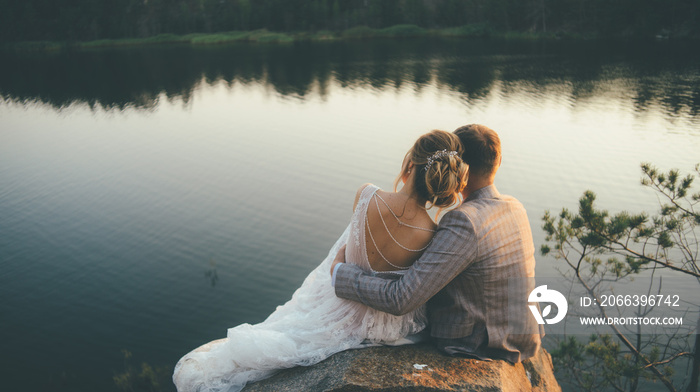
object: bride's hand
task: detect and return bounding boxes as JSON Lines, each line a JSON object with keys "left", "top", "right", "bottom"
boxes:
{"left": 331, "top": 244, "right": 347, "bottom": 277}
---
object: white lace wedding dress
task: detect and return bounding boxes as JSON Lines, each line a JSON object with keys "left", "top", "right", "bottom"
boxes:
{"left": 173, "top": 185, "right": 427, "bottom": 392}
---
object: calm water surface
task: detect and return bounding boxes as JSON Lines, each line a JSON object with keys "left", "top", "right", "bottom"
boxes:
{"left": 1, "top": 39, "right": 699, "bottom": 391}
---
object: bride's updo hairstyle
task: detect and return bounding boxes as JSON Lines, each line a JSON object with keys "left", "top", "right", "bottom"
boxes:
{"left": 395, "top": 130, "right": 468, "bottom": 209}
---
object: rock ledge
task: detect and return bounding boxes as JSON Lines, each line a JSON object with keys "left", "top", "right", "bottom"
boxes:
{"left": 243, "top": 343, "right": 561, "bottom": 391}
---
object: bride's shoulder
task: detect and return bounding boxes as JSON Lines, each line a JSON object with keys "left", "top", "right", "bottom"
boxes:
{"left": 353, "top": 183, "right": 379, "bottom": 212}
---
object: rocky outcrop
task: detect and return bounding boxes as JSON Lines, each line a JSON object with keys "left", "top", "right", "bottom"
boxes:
{"left": 242, "top": 343, "right": 561, "bottom": 392}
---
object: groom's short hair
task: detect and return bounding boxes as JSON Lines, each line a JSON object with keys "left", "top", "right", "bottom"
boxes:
{"left": 453, "top": 124, "right": 501, "bottom": 176}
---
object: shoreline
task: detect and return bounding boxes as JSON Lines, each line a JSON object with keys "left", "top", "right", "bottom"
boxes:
{"left": 0, "top": 24, "right": 641, "bottom": 52}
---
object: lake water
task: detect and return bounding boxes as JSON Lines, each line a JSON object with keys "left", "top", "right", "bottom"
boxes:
{"left": 1, "top": 38, "right": 699, "bottom": 391}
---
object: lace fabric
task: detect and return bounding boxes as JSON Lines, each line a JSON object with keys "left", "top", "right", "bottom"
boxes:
{"left": 173, "top": 184, "right": 427, "bottom": 392}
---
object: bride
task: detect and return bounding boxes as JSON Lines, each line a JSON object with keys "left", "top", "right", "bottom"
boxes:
{"left": 173, "top": 130, "right": 469, "bottom": 392}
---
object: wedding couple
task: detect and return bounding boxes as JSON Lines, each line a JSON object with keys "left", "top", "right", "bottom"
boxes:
{"left": 173, "top": 124, "right": 543, "bottom": 392}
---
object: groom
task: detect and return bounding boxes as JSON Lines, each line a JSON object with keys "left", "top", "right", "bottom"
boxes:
{"left": 331, "top": 124, "right": 543, "bottom": 363}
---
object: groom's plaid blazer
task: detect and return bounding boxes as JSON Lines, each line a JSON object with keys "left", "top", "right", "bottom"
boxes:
{"left": 334, "top": 185, "right": 543, "bottom": 363}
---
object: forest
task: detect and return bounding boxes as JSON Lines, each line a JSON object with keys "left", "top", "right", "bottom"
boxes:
{"left": 1, "top": 0, "right": 699, "bottom": 43}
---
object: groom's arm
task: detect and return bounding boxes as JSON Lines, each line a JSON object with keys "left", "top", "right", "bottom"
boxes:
{"left": 334, "top": 209, "right": 477, "bottom": 316}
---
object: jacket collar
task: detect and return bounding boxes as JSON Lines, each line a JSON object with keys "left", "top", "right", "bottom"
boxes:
{"left": 465, "top": 184, "right": 500, "bottom": 202}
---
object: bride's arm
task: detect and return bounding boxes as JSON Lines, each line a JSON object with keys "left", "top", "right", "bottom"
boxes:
{"left": 333, "top": 209, "right": 477, "bottom": 315}
{"left": 331, "top": 244, "right": 346, "bottom": 279}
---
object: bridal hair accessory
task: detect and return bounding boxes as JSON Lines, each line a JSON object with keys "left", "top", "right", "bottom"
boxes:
{"left": 425, "top": 150, "right": 458, "bottom": 171}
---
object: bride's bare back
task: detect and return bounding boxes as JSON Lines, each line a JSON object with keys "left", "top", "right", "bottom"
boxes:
{"left": 354, "top": 184, "right": 436, "bottom": 272}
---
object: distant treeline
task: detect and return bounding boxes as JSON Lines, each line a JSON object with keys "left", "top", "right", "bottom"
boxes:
{"left": 2, "top": 0, "right": 699, "bottom": 42}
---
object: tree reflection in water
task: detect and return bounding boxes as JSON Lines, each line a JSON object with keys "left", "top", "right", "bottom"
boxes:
{"left": 1, "top": 39, "right": 699, "bottom": 122}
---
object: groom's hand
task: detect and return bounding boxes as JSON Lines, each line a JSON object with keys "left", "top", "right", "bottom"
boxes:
{"left": 331, "top": 244, "right": 347, "bottom": 277}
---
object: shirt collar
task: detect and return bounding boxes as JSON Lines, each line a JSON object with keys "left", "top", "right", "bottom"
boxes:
{"left": 465, "top": 184, "right": 500, "bottom": 202}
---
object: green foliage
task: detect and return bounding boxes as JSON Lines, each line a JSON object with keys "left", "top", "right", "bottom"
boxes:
{"left": 248, "top": 30, "right": 294, "bottom": 44}
{"left": 3, "top": 0, "right": 700, "bottom": 43}
{"left": 440, "top": 23, "right": 494, "bottom": 38}
{"left": 342, "top": 24, "right": 428, "bottom": 39}
{"left": 76, "top": 34, "right": 189, "bottom": 49}
{"left": 542, "top": 163, "right": 700, "bottom": 391}
{"left": 542, "top": 164, "right": 700, "bottom": 279}
{"left": 377, "top": 24, "right": 427, "bottom": 37}
{"left": 113, "top": 349, "right": 171, "bottom": 392}
{"left": 188, "top": 31, "right": 250, "bottom": 45}
{"left": 8, "top": 22, "right": 575, "bottom": 51}
{"left": 552, "top": 334, "right": 648, "bottom": 390}
{"left": 309, "top": 30, "right": 337, "bottom": 41}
